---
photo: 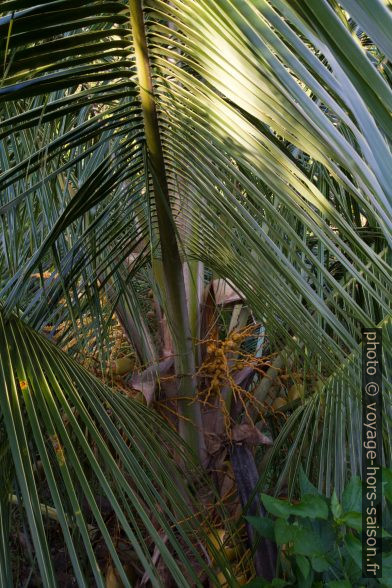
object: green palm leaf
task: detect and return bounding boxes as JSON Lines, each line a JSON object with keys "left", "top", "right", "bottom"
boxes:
{"left": 1, "top": 0, "right": 390, "bottom": 365}
{"left": 0, "top": 309, "right": 231, "bottom": 586}
{"left": 0, "top": 2, "right": 391, "bottom": 580}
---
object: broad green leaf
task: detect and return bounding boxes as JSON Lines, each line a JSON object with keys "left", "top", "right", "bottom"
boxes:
{"left": 274, "top": 519, "right": 331, "bottom": 557}
{"left": 294, "top": 495, "right": 329, "bottom": 520}
{"left": 345, "top": 534, "right": 362, "bottom": 569}
{"left": 292, "top": 530, "right": 327, "bottom": 558}
{"left": 331, "top": 491, "right": 344, "bottom": 521}
{"left": 274, "top": 518, "right": 301, "bottom": 545}
{"left": 295, "top": 554, "right": 310, "bottom": 579}
{"left": 246, "top": 516, "right": 275, "bottom": 541}
{"left": 341, "top": 512, "right": 362, "bottom": 531}
{"left": 381, "top": 552, "right": 392, "bottom": 587}
{"left": 311, "top": 554, "right": 330, "bottom": 572}
{"left": 342, "top": 478, "right": 362, "bottom": 514}
{"left": 261, "top": 493, "right": 328, "bottom": 520}
{"left": 261, "top": 494, "right": 296, "bottom": 519}
{"left": 299, "top": 468, "right": 321, "bottom": 497}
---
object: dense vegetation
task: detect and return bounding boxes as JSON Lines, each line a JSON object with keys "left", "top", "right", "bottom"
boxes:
{"left": 0, "top": 0, "right": 391, "bottom": 586}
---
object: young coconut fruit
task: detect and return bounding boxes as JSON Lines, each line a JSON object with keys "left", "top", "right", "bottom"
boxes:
{"left": 105, "top": 565, "right": 123, "bottom": 588}
{"left": 207, "top": 529, "right": 236, "bottom": 563}
{"left": 105, "top": 564, "right": 134, "bottom": 587}
{"left": 272, "top": 396, "right": 287, "bottom": 410}
{"left": 287, "top": 383, "right": 303, "bottom": 403}
{"left": 215, "top": 570, "right": 247, "bottom": 586}
{"left": 111, "top": 356, "right": 134, "bottom": 375}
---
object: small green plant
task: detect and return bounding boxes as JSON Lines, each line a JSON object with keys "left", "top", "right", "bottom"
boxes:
{"left": 246, "top": 471, "right": 392, "bottom": 587}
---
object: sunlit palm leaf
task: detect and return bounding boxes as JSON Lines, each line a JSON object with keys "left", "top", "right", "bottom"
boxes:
{"left": 0, "top": 0, "right": 391, "bottom": 519}
{"left": 257, "top": 315, "right": 392, "bottom": 498}
{"left": 1, "top": 0, "right": 390, "bottom": 368}
{"left": 0, "top": 309, "right": 230, "bottom": 586}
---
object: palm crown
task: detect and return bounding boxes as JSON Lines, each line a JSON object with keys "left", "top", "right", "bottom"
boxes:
{"left": 0, "top": 1, "right": 391, "bottom": 585}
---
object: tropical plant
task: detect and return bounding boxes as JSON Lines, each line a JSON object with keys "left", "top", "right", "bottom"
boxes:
{"left": 0, "top": 0, "right": 391, "bottom": 585}
{"left": 247, "top": 471, "right": 392, "bottom": 587}
{"left": 0, "top": 311, "right": 236, "bottom": 587}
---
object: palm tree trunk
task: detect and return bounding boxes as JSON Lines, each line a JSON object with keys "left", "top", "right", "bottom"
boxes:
{"left": 129, "top": 0, "right": 205, "bottom": 461}
{"left": 230, "top": 445, "right": 277, "bottom": 580}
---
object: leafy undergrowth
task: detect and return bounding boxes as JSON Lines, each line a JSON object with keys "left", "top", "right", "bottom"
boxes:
{"left": 246, "top": 472, "right": 392, "bottom": 588}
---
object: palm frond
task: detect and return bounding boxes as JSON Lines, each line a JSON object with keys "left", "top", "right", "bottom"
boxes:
{"left": 257, "top": 315, "right": 392, "bottom": 497}
{"left": 0, "top": 0, "right": 391, "bottom": 522}
{"left": 0, "top": 309, "right": 231, "bottom": 586}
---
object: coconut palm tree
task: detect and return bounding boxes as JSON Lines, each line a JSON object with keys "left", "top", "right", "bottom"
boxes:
{"left": 0, "top": 0, "right": 391, "bottom": 585}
